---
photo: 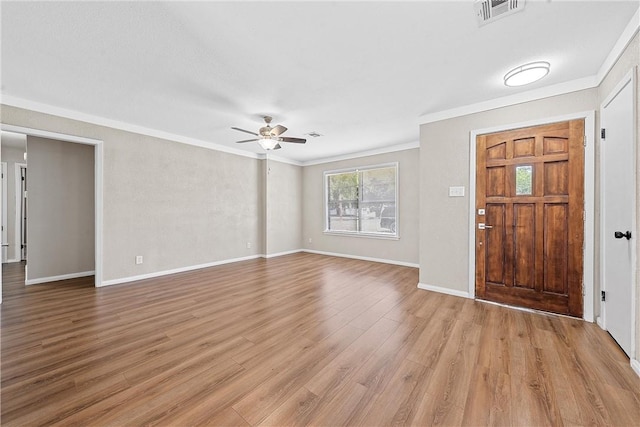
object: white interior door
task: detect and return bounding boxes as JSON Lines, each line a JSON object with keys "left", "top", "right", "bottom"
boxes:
{"left": 601, "top": 72, "right": 635, "bottom": 357}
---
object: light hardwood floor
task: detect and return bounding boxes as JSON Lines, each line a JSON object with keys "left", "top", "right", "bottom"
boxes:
{"left": 1, "top": 254, "right": 639, "bottom": 426}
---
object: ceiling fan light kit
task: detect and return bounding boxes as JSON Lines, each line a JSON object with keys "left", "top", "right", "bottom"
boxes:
{"left": 231, "top": 116, "right": 306, "bottom": 151}
{"left": 258, "top": 138, "right": 280, "bottom": 150}
{"left": 503, "top": 61, "right": 550, "bottom": 87}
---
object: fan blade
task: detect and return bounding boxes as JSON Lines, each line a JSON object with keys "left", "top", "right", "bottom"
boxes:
{"left": 231, "top": 127, "right": 259, "bottom": 136}
{"left": 235, "top": 138, "right": 259, "bottom": 143}
{"left": 279, "top": 137, "right": 306, "bottom": 144}
{"left": 273, "top": 143, "right": 282, "bottom": 150}
{"left": 270, "top": 125, "right": 287, "bottom": 136}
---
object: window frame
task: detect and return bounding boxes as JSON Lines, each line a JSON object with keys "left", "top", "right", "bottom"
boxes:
{"left": 323, "top": 162, "right": 399, "bottom": 240}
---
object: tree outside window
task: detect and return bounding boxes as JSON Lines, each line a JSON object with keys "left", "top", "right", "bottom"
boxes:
{"left": 325, "top": 164, "right": 397, "bottom": 236}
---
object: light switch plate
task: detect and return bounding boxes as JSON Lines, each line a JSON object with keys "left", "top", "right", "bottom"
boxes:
{"left": 449, "top": 186, "right": 465, "bottom": 197}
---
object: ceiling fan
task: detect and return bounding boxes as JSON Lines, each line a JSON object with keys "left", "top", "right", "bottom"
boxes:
{"left": 231, "top": 116, "right": 306, "bottom": 150}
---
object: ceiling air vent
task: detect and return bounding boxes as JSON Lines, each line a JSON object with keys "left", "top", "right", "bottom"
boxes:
{"left": 474, "top": 0, "right": 525, "bottom": 26}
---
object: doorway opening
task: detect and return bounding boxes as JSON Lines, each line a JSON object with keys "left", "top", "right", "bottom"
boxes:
{"left": 0, "top": 125, "right": 103, "bottom": 295}
{"left": 474, "top": 120, "right": 585, "bottom": 317}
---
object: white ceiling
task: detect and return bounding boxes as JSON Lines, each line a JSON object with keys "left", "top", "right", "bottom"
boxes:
{"left": 1, "top": 1, "right": 638, "bottom": 163}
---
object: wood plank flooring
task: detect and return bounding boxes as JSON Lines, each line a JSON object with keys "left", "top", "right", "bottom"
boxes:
{"left": 1, "top": 253, "right": 639, "bottom": 426}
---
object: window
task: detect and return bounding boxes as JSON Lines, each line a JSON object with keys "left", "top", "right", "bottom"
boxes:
{"left": 515, "top": 165, "right": 533, "bottom": 195}
{"left": 325, "top": 163, "right": 398, "bottom": 237}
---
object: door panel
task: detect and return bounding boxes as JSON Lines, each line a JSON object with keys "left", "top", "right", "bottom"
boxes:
{"left": 543, "top": 204, "right": 568, "bottom": 295}
{"left": 514, "top": 137, "right": 535, "bottom": 157}
{"left": 485, "top": 204, "right": 506, "bottom": 284}
{"left": 514, "top": 203, "right": 535, "bottom": 289}
{"left": 544, "top": 162, "right": 568, "bottom": 195}
{"left": 486, "top": 167, "right": 506, "bottom": 196}
{"left": 476, "top": 120, "right": 584, "bottom": 317}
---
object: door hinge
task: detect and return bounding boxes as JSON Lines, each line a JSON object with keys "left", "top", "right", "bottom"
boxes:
{"left": 583, "top": 210, "right": 586, "bottom": 222}
{"left": 601, "top": 128, "right": 606, "bottom": 139}
{"left": 601, "top": 290, "right": 606, "bottom": 302}
{"left": 583, "top": 135, "right": 587, "bottom": 147}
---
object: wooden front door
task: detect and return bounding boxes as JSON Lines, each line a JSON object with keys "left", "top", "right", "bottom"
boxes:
{"left": 475, "top": 120, "right": 584, "bottom": 317}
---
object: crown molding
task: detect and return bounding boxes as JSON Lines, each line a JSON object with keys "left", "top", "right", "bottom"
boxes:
{"left": 417, "top": 75, "right": 597, "bottom": 125}
{"left": 0, "top": 95, "right": 408, "bottom": 166}
{"left": 597, "top": 7, "right": 640, "bottom": 84}
{"left": 418, "top": 7, "right": 640, "bottom": 126}
{"left": 1, "top": 95, "right": 262, "bottom": 160}
{"left": 265, "top": 153, "right": 303, "bottom": 166}
{"left": 301, "top": 141, "right": 419, "bottom": 166}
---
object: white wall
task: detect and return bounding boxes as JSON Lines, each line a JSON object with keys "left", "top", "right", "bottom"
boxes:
{"left": 27, "top": 136, "right": 95, "bottom": 282}
{"left": 302, "top": 148, "right": 419, "bottom": 266}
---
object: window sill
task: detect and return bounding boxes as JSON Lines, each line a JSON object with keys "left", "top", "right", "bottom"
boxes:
{"left": 323, "top": 231, "right": 400, "bottom": 240}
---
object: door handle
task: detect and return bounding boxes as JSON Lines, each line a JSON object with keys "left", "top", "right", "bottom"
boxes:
{"left": 614, "top": 231, "right": 632, "bottom": 240}
{"left": 484, "top": 225, "right": 493, "bottom": 229}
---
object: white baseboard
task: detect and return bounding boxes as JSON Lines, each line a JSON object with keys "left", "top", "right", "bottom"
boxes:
{"left": 99, "top": 249, "right": 417, "bottom": 288}
{"left": 417, "top": 282, "right": 471, "bottom": 299}
{"left": 596, "top": 316, "right": 605, "bottom": 329}
{"left": 100, "top": 255, "right": 264, "bottom": 287}
{"left": 302, "top": 249, "right": 419, "bottom": 268}
{"left": 6, "top": 258, "right": 20, "bottom": 263}
{"left": 631, "top": 359, "right": 640, "bottom": 379}
{"left": 264, "top": 249, "right": 303, "bottom": 259}
{"left": 26, "top": 270, "right": 95, "bottom": 286}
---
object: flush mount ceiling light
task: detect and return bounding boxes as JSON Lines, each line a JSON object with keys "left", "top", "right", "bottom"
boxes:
{"left": 504, "top": 61, "right": 550, "bottom": 87}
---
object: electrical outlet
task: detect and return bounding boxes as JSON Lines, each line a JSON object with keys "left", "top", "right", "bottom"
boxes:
{"left": 308, "top": 238, "right": 312, "bottom": 243}
{"left": 246, "top": 242, "right": 251, "bottom": 249}
{"left": 135, "top": 255, "right": 143, "bottom": 265}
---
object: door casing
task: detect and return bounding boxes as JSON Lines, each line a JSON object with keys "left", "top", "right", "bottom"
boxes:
{"left": 468, "top": 111, "right": 596, "bottom": 322}
{"left": 19, "top": 165, "right": 27, "bottom": 261}
{"left": 1, "top": 162, "right": 7, "bottom": 263}
{"left": 13, "top": 163, "right": 26, "bottom": 263}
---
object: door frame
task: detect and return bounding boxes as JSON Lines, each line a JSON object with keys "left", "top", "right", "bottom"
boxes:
{"left": 1, "top": 161, "right": 7, "bottom": 263}
{"left": 0, "top": 124, "right": 104, "bottom": 287}
{"left": 14, "top": 163, "right": 26, "bottom": 262}
{"left": 468, "top": 111, "right": 596, "bottom": 322}
{"left": 599, "top": 67, "right": 637, "bottom": 360}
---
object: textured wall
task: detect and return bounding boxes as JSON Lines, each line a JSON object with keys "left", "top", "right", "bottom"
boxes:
{"left": 1, "top": 106, "right": 264, "bottom": 282}
{"left": 265, "top": 159, "right": 302, "bottom": 255}
{"left": 27, "top": 136, "right": 95, "bottom": 281}
{"left": 0, "top": 138, "right": 26, "bottom": 262}
{"left": 302, "top": 148, "right": 419, "bottom": 265}
{"left": 419, "top": 88, "right": 598, "bottom": 293}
